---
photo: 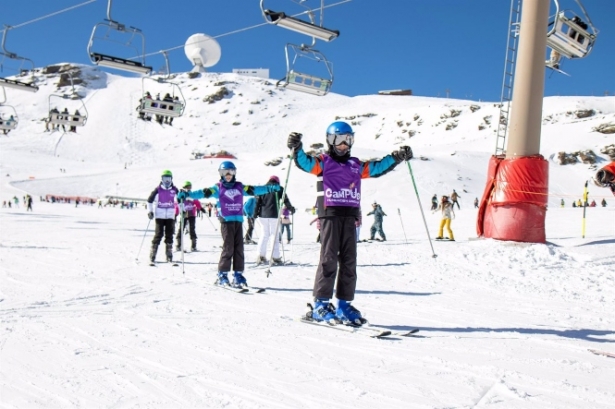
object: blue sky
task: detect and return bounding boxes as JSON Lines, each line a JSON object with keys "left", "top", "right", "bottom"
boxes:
{"left": 2, "top": 0, "right": 613, "bottom": 100}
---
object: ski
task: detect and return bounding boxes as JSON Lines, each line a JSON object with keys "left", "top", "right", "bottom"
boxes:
{"left": 247, "top": 287, "right": 266, "bottom": 293}
{"left": 298, "top": 316, "right": 391, "bottom": 338}
{"left": 211, "top": 283, "right": 249, "bottom": 293}
{"left": 356, "top": 325, "right": 420, "bottom": 337}
{"left": 149, "top": 261, "right": 179, "bottom": 267}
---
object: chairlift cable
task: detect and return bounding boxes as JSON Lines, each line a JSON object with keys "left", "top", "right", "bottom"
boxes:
{"left": 0, "top": 0, "right": 96, "bottom": 33}
{"left": 139, "top": 0, "right": 352, "bottom": 60}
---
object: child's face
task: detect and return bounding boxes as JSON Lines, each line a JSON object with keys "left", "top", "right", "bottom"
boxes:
{"left": 223, "top": 173, "right": 234, "bottom": 182}
{"left": 335, "top": 143, "right": 350, "bottom": 154}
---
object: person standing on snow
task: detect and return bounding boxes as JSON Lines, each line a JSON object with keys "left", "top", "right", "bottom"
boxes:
{"left": 147, "top": 170, "right": 179, "bottom": 263}
{"left": 367, "top": 201, "right": 387, "bottom": 241}
{"left": 450, "top": 189, "right": 461, "bottom": 209}
{"left": 177, "top": 161, "right": 280, "bottom": 289}
{"left": 255, "top": 175, "right": 294, "bottom": 266}
{"left": 174, "top": 181, "right": 201, "bottom": 252}
{"left": 26, "top": 195, "right": 33, "bottom": 212}
{"left": 430, "top": 194, "right": 438, "bottom": 211}
{"left": 243, "top": 196, "right": 257, "bottom": 244}
{"left": 286, "top": 121, "right": 413, "bottom": 325}
{"left": 279, "top": 205, "right": 293, "bottom": 244}
{"left": 434, "top": 195, "right": 455, "bottom": 241}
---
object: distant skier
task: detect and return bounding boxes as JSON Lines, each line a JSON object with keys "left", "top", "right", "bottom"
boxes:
{"left": 175, "top": 181, "right": 201, "bottom": 252}
{"left": 560, "top": 198, "right": 565, "bottom": 208}
{"left": 434, "top": 195, "right": 455, "bottom": 241}
{"left": 430, "top": 194, "right": 438, "bottom": 211}
{"left": 279, "top": 205, "right": 293, "bottom": 245}
{"left": 26, "top": 195, "right": 33, "bottom": 212}
{"left": 602, "top": 198, "right": 607, "bottom": 207}
{"left": 177, "top": 161, "right": 280, "bottom": 288}
{"left": 450, "top": 189, "right": 461, "bottom": 209}
{"left": 255, "top": 175, "right": 294, "bottom": 266}
{"left": 147, "top": 170, "right": 179, "bottom": 263}
{"left": 592, "top": 162, "right": 615, "bottom": 196}
{"left": 367, "top": 201, "right": 387, "bottom": 241}
{"left": 286, "top": 121, "right": 412, "bottom": 325}
{"left": 474, "top": 197, "right": 479, "bottom": 209}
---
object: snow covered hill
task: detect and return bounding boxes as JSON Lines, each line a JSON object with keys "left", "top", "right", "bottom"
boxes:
{"left": 0, "top": 64, "right": 614, "bottom": 408}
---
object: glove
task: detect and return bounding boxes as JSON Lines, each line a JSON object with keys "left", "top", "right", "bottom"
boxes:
{"left": 592, "top": 169, "right": 613, "bottom": 187}
{"left": 177, "top": 190, "right": 188, "bottom": 201}
{"left": 392, "top": 146, "right": 413, "bottom": 162}
{"left": 147, "top": 212, "right": 154, "bottom": 220}
{"left": 287, "top": 132, "right": 303, "bottom": 150}
{"left": 289, "top": 206, "right": 296, "bottom": 214}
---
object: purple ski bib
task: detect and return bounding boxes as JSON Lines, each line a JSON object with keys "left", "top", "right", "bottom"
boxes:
{"left": 218, "top": 182, "right": 244, "bottom": 217}
{"left": 322, "top": 155, "right": 362, "bottom": 207}
{"left": 183, "top": 200, "right": 195, "bottom": 213}
{"left": 156, "top": 186, "right": 177, "bottom": 209}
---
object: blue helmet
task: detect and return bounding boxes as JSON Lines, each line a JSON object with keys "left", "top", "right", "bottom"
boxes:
{"left": 326, "top": 121, "right": 354, "bottom": 148}
{"left": 218, "top": 161, "right": 237, "bottom": 178}
{"left": 218, "top": 161, "right": 236, "bottom": 171}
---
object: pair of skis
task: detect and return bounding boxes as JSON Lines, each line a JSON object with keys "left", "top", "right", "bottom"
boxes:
{"left": 212, "top": 282, "right": 265, "bottom": 294}
{"left": 299, "top": 303, "right": 419, "bottom": 338}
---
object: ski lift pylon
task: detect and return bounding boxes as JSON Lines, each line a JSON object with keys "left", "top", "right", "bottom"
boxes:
{"left": 0, "top": 25, "right": 39, "bottom": 93}
{"left": 276, "top": 43, "right": 333, "bottom": 96}
{"left": 545, "top": 0, "right": 598, "bottom": 69}
{"left": 87, "top": 0, "right": 152, "bottom": 74}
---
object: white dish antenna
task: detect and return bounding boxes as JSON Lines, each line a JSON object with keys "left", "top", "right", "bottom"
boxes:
{"left": 184, "top": 33, "right": 221, "bottom": 73}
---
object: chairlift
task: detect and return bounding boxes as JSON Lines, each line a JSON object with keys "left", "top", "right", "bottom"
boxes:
{"left": 545, "top": 0, "right": 598, "bottom": 69}
{"left": 87, "top": 0, "right": 152, "bottom": 74}
{"left": 276, "top": 43, "right": 333, "bottom": 96}
{"left": 47, "top": 72, "right": 88, "bottom": 128}
{"left": 260, "top": 0, "right": 339, "bottom": 42}
{"left": 138, "top": 52, "right": 185, "bottom": 119}
{"left": 0, "top": 25, "right": 39, "bottom": 93}
{"left": 0, "top": 87, "right": 18, "bottom": 132}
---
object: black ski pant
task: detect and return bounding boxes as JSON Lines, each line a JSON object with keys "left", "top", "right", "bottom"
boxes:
{"left": 219, "top": 221, "right": 244, "bottom": 272}
{"left": 176, "top": 216, "right": 196, "bottom": 247}
{"left": 152, "top": 218, "right": 175, "bottom": 246}
{"left": 313, "top": 216, "right": 357, "bottom": 302}
{"left": 244, "top": 217, "right": 255, "bottom": 242}
{"left": 452, "top": 200, "right": 460, "bottom": 209}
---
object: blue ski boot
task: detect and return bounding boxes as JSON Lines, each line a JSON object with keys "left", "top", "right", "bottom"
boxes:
{"left": 312, "top": 298, "right": 337, "bottom": 323}
{"left": 216, "top": 271, "right": 230, "bottom": 286}
{"left": 336, "top": 300, "right": 366, "bottom": 326}
{"left": 232, "top": 271, "right": 247, "bottom": 288}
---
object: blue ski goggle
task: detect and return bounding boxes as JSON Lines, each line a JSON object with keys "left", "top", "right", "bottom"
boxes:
{"left": 219, "top": 169, "right": 236, "bottom": 177}
{"left": 326, "top": 132, "right": 354, "bottom": 147}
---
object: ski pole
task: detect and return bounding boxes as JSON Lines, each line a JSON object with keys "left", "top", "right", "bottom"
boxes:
{"left": 406, "top": 161, "right": 437, "bottom": 258}
{"left": 136, "top": 219, "right": 152, "bottom": 261}
{"left": 290, "top": 213, "right": 294, "bottom": 264}
{"left": 397, "top": 208, "right": 408, "bottom": 244}
{"left": 582, "top": 180, "right": 588, "bottom": 238}
{"left": 179, "top": 201, "right": 185, "bottom": 274}
{"left": 206, "top": 212, "right": 218, "bottom": 231}
{"left": 266, "top": 151, "right": 294, "bottom": 277}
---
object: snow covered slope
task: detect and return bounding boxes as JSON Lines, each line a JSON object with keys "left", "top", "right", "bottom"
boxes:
{"left": 0, "top": 64, "right": 614, "bottom": 408}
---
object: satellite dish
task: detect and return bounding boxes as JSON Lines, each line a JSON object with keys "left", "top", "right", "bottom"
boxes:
{"left": 184, "top": 33, "right": 221, "bottom": 73}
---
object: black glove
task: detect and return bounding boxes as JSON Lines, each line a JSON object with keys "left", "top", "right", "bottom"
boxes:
{"left": 392, "top": 146, "right": 413, "bottom": 162}
{"left": 148, "top": 212, "right": 154, "bottom": 220}
{"left": 287, "top": 132, "right": 303, "bottom": 150}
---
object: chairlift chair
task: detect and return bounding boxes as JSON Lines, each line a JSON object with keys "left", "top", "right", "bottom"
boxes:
{"left": 260, "top": 0, "right": 339, "bottom": 42}
{"left": 276, "top": 43, "right": 333, "bottom": 96}
{"left": 0, "top": 85, "right": 18, "bottom": 131}
{"left": 87, "top": 0, "right": 152, "bottom": 74}
{"left": 0, "top": 26, "right": 39, "bottom": 93}
{"left": 48, "top": 94, "right": 88, "bottom": 127}
{"left": 546, "top": 0, "right": 598, "bottom": 64}
{"left": 138, "top": 51, "right": 186, "bottom": 118}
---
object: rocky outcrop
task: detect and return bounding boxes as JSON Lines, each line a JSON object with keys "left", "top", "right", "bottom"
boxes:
{"left": 556, "top": 150, "right": 598, "bottom": 165}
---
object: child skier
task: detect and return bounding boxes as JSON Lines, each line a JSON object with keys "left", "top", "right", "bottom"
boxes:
{"left": 286, "top": 121, "right": 413, "bottom": 325}
{"left": 177, "top": 161, "right": 280, "bottom": 288}
{"left": 367, "top": 201, "right": 387, "bottom": 241}
{"left": 174, "top": 181, "right": 202, "bottom": 252}
{"left": 434, "top": 195, "right": 455, "bottom": 241}
{"left": 147, "top": 170, "right": 179, "bottom": 263}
